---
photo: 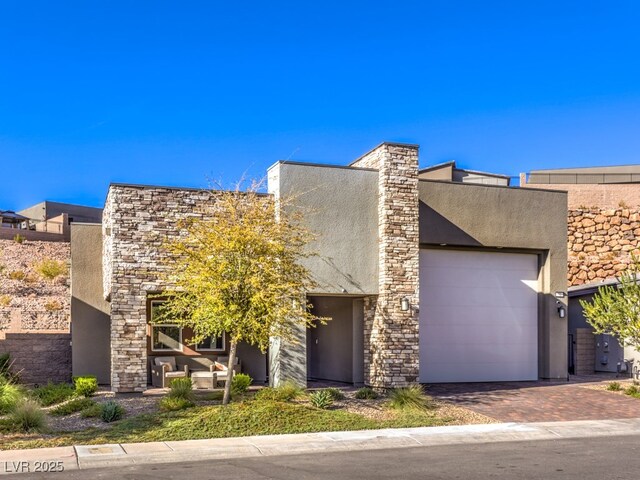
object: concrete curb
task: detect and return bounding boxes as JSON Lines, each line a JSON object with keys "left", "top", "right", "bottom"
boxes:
{"left": 2, "top": 418, "right": 640, "bottom": 474}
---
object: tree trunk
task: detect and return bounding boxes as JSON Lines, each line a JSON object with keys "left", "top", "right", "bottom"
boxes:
{"left": 222, "top": 339, "right": 237, "bottom": 405}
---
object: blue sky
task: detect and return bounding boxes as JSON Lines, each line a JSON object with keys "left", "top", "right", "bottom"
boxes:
{"left": 1, "top": 1, "right": 639, "bottom": 210}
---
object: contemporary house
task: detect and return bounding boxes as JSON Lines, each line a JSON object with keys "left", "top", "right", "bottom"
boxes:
{"left": 71, "top": 142, "right": 568, "bottom": 392}
{"left": 19, "top": 200, "right": 103, "bottom": 225}
{"left": 521, "top": 165, "right": 640, "bottom": 210}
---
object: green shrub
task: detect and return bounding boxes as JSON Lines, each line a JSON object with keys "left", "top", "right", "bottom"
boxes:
{"left": 168, "top": 377, "right": 194, "bottom": 401}
{"left": 13, "top": 234, "right": 25, "bottom": 244}
{"left": 309, "top": 390, "right": 333, "bottom": 409}
{"left": 101, "top": 401, "right": 125, "bottom": 423}
{"left": 625, "top": 384, "right": 640, "bottom": 396}
{"left": 30, "top": 382, "right": 75, "bottom": 406}
{"left": 231, "top": 373, "right": 252, "bottom": 395}
{"left": 73, "top": 375, "right": 98, "bottom": 397}
{"left": 389, "top": 386, "right": 434, "bottom": 411}
{"left": 159, "top": 396, "right": 195, "bottom": 412}
{"left": 0, "top": 353, "right": 11, "bottom": 378}
{"left": 355, "top": 387, "right": 378, "bottom": 400}
{"left": 0, "top": 378, "right": 23, "bottom": 414}
{"left": 80, "top": 403, "right": 103, "bottom": 418}
{"left": 8, "top": 399, "right": 46, "bottom": 432}
{"left": 0, "top": 295, "right": 11, "bottom": 307}
{"left": 34, "top": 259, "right": 68, "bottom": 280}
{"left": 325, "top": 387, "right": 345, "bottom": 401}
{"left": 607, "top": 381, "right": 623, "bottom": 391}
{"left": 49, "top": 397, "right": 96, "bottom": 416}
{"left": 255, "top": 381, "right": 303, "bottom": 402}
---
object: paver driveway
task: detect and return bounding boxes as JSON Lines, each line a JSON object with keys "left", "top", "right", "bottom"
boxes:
{"left": 426, "top": 379, "right": 640, "bottom": 422}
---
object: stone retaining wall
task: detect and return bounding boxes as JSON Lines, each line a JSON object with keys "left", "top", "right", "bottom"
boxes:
{"left": 568, "top": 207, "right": 640, "bottom": 286}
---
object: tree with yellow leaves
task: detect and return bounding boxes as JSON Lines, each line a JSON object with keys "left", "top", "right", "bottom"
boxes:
{"left": 154, "top": 183, "right": 322, "bottom": 405}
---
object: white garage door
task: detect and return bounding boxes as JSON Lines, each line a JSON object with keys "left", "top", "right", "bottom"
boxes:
{"left": 419, "top": 250, "right": 539, "bottom": 383}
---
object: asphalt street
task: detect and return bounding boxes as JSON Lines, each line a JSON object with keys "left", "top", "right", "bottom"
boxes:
{"left": 12, "top": 434, "right": 640, "bottom": 480}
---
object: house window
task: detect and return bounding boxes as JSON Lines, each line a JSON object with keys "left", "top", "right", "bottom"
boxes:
{"left": 150, "top": 300, "right": 183, "bottom": 352}
{"left": 195, "top": 333, "right": 225, "bottom": 352}
{"left": 151, "top": 325, "right": 183, "bottom": 352}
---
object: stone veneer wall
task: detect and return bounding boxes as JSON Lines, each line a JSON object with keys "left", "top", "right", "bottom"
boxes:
{"left": 568, "top": 207, "right": 640, "bottom": 286}
{"left": 103, "top": 185, "right": 242, "bottom": 392}
{"left": 351, "top": 143, "right": 420, "bottom": 388}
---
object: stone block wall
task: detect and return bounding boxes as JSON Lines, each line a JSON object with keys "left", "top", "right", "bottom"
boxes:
{"left": 103, "top": 185, "right": 263, "bottom": 392}
{"left": 1, "top": 333, "right": 71, "bottom": 384}
{"left": 352, "top": 143, "right": 420, "bottom": 388}
{"left": 568, "top": 207, "right": 640, "bottom": 286}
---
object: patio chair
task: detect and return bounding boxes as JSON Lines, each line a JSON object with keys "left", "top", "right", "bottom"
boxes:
{"left": 151, "top": 356, "right": 188, "bottom": 388}
{"left": 212, "top": 356, "right": 241, "bottom": 385}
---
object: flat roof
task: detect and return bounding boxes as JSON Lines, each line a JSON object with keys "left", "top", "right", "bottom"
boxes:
{"left": 530, "top": 164, "right": 640, "bottom": 175}
{"left": 108, "top": 182, "right": 270, "bottom": 196}
{"left": 419, "top": 160, "right": 510, "bottom": 180}
{"left": 418, "top": 178, "right": 568, "bottom": 194}
{"left": 267, "top": 160, "right": 377, "bottom": 173}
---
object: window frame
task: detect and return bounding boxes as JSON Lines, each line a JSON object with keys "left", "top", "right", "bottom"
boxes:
{"left": 149, "top": 300, "right": 183, "bottom": 352}
{"left": 194, "top": 332, "right": 226, "bottom": 352}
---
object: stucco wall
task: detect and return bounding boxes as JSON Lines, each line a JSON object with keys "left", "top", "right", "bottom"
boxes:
{"left": 70, "top": 224, "right": 111, "bottom": 384}
{"left": 418, "top": 180, "right": 568, "bottom": 380}
{"left": 267, "top": 162, "right": 378, "bottom": 295}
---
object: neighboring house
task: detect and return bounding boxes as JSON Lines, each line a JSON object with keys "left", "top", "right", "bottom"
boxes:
{"left": 569, "top": 280, "right": 640, "bottom": 378}
{"left": 419, "top": 160, "right": 511, "bottom": 186}
{"left": 0, "top": 210, "right": 30, "bottom": 229}
{"left": 523, "top": 164, "right": 640, "bottom": 377}
{"left": 19, "top": 200, "right": 103, "bottom": 225}
{"left": 72, "top": 142, "right": 568, "bottom": 393}
{"left": 521, "top": 165, "right": 640, "bottom": 210}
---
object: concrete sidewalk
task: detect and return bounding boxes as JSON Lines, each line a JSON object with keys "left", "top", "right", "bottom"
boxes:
{"left": 2, "top": 418, "right": 640, "bottom": 475}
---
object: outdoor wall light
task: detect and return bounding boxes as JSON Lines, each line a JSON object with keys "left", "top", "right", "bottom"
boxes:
{"left": 401, "top": 297, "right": 410, "bottom": 312}
{"left": 557, "top": 301, "right": 566, "bottom": 318}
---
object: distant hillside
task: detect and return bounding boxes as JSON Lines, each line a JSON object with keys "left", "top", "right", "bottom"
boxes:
{"left": 0, "top": 238, "right": 70, "bottom": 335}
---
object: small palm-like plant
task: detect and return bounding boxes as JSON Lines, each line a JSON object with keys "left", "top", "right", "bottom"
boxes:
{"left": 309, "top": 390, "right": 333, "bottom": 409}
{"left": 101, "top": 401, "right": 125, "bottom": 423}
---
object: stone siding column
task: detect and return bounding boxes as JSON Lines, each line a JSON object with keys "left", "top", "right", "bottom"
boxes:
{"left": 352, "top": 143, "right": 420, "bottom": 388}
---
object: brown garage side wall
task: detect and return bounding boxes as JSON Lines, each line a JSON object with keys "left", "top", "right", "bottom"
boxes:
{"left": 1, "top": 333, "right": 71, "bottom": 384}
